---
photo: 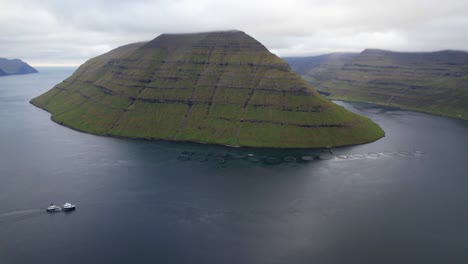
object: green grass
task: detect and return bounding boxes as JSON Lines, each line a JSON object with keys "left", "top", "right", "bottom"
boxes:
{"left": 286, "top": 49, "right": 468, "bottom": 120}
{"left": 31, "top": 31, "right": 384, "bottom": 148}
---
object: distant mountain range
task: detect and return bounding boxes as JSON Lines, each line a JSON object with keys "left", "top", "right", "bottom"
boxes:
{"left": 284, "top": 49, "right": 468, "bottom": 120}
{"left": 0, "top": 58, "right": 38, "bottom": 76}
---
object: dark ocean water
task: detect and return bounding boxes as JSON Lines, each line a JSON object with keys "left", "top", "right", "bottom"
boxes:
{"left": 0, "top": 67, "right": 467, "bottom": 264}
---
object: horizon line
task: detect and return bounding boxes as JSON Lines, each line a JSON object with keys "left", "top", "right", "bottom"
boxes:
{"left": 30, "top": 63, "right": 80, "bottom": 67}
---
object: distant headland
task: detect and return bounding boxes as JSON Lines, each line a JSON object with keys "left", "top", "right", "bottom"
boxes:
{"left": 0, "top": 58, "right": 38, "bottom": 77}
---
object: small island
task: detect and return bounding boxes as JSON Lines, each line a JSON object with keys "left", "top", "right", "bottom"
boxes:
{"left": 31, "top": 30, "right": 384, "bottom": 148}
{"left": 0, "top": 58, "right": 38, "bottom": 77}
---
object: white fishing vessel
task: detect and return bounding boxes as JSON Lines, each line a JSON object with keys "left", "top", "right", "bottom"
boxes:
{"left": 46, "top": 203, "right": 61, "bottom": 212}
{"left": 62, "top": 202, "right": 76, "bottom": 211}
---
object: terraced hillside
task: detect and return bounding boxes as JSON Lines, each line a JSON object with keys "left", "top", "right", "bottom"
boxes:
{"left": 286, "top": 49, "right": 468, "bottom": 120}
{"left": 0, "top": 58, "right": 38, "bottom": 76}
{"left": 31, "top": 31, "right": 383, "bottom": 148}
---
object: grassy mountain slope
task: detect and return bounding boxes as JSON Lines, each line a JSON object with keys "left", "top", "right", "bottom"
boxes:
{"left": 0, "top": 58, "right": 38, "bottom": 75}
{"left": 286, "top": 49, "right": 468, "bottom": 120}
{"left": 31, "top": 31, "right": 383, "bottom": 148}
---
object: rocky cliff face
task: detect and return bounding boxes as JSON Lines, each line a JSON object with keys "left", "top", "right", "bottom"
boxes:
{"left": 286, "top": 49, "right": 468, "bottom": 120}
{"left": 0, "top": 58, "right": 38, "bottom": 76}
{"left": 31, "top": 31, "right": 383, "bottom": 148}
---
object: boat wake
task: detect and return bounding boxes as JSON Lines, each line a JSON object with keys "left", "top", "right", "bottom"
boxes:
{"left": 0, "top": 209, "right": 43, "bottom": 224}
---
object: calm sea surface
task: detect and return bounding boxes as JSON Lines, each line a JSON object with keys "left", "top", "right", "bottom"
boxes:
{"left": 0, "top": 67, "right": 467, "bottom": 264}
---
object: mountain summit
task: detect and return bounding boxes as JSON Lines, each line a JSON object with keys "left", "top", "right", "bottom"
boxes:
{"left": 31, "top": 31, "right": 383, "bottom": 148}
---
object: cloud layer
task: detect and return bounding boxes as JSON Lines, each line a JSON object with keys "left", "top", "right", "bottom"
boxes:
{"left": 1, "top": 0, "right": 467, "bottom": 65}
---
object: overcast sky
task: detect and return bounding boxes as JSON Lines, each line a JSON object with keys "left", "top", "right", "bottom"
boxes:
{"left": 1, "top": 0, "right": 467, "bottom": 66}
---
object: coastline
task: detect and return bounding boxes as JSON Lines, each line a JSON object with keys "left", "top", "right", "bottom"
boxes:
{"left": 327, "top": 97, "right": 468, "bottom": 121}
{"left": 29, "top": 100, "right": 384, "bottom": 150}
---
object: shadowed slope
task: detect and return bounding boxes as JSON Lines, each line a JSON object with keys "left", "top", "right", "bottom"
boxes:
{"left": 31, "top": 31, "right": 383, "bottom": 148}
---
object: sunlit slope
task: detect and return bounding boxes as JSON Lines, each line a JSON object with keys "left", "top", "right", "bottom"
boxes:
{"left": 287, "top": 49, "right": 468, "bottom": 120}
{"left": 31, "top": 31, "right": 383, "bottom": 148}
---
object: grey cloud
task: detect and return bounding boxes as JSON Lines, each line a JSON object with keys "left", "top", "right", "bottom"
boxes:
{"left": 1, "top": 0, "right": 467, "bottom": 65}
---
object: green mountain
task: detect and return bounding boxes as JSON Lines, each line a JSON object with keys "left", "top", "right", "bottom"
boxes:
{"left": 0, "top": 58, "right": 38, "bottom": 76}
{"left": 31, "top": 31, "right": 383, "bottom": 148}
{"left": 285, "top": 49, "right": 468, "bottom": 120}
